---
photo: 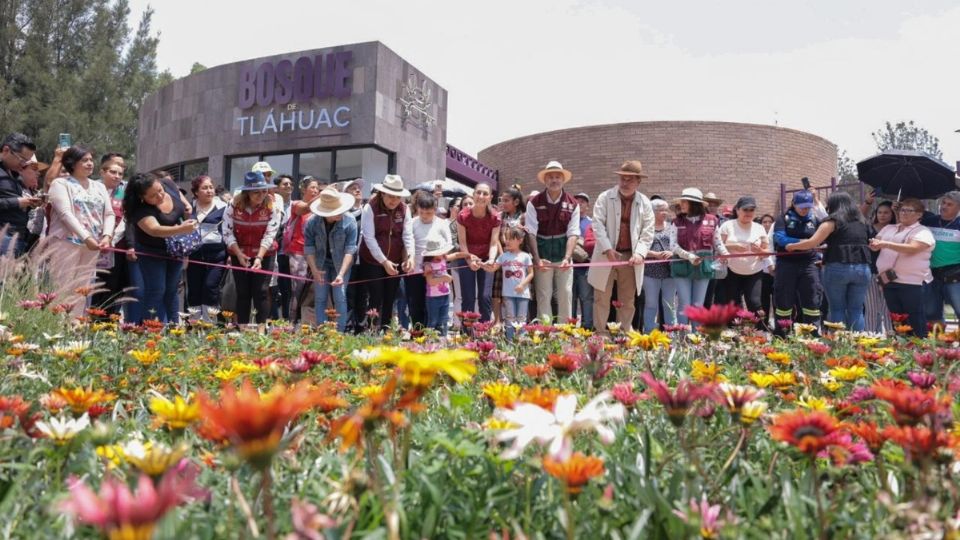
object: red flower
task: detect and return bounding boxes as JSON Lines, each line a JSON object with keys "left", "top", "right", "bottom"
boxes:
{"left": 684, "top": 303, "right": 740, "bottom": 339}
{"left": 817, "top": 432, "right": 873, "bottom": 466}
{"left": 889, "top": 312, "right": 910, "bottom": 323}
{"left": 768, "top": 409, "right": 840, "bottom": 455}
{"left": 547, "top": 353, "right": 581, "bottom": 374}
{"left": 843, "top": 421, "right": 888, "bottom": 453}
{"left": 640, "top": 372, "right": 716, "bottom": 427}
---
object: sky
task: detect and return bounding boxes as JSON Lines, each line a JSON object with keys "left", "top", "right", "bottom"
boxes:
{"left": 127, "top": 0, "right": 960, "bottom": 168}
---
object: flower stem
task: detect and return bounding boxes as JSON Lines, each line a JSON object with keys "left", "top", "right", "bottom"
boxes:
{"left": 810, "top": 459, "right": 827, "bottom": 540}
{"left": 562, "top": 488, "right": 576, "bottom": 540}
{"left": 231, "top": 473, "right": 260, "bottom": 538}
{"left": 261, "top": 467, "right": 276, "bottom": 540}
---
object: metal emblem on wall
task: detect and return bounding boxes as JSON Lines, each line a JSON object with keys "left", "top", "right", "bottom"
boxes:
{"left": 398, "top": 73, "right": 435, "bottom": 130}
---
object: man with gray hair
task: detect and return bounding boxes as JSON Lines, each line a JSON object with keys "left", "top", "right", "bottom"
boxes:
{"left": 921, "top": 190, "right": 960, "bottom": 326}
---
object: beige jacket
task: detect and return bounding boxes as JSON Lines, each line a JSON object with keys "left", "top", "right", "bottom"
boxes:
{"left": 587, "top": 188, "right": 655, "bottom": 290}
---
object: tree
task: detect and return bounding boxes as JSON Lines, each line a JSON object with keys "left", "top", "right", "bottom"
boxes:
{"left": 872, "top": 120, "right": 943, "bottom": 159}
{"left": 837, "top": 148, "right": 857, "bottom": 185}
{"left": 189, "top": 62, "right": 206, "bottom": 74}
{"left": 0, "top": 0, "right": 169, "bottom": 172}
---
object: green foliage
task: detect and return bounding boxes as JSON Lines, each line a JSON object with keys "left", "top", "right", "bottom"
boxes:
{"left": 0, "top": 0, "right": 169, "bottom": 171}
{"left": 872, "top": 120, "right": 944, "bottom": 160}
{"left": 837, "top": 148, "right": 857, "bottom": 185}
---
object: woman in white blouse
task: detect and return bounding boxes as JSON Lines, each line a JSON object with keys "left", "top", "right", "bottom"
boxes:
{"left": 715, "top": 196, "right": 769, "bottom": 324}
{"left": 47, "top": 146, "right": 115, "bottom": 316}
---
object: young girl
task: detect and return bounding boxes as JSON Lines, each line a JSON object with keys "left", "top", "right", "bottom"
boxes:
{"left": 422, "top": 237, "right": 456, "bottom": 336}
{"left": 485, "top": 226, "right": 533, "bottom": 340}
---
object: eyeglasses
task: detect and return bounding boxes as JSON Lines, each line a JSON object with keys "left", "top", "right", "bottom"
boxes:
{"left": 898, "top": 208, "right": 919, "bottom": 214}
{"left": 11, "top": 149, "right": 32, "bottom": 166}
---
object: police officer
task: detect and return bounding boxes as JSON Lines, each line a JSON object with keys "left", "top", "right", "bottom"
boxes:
{"left": 772, "top": 190, "right": 822, "bottom": 336}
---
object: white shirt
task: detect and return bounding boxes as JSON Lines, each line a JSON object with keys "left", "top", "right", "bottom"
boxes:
{"left": 716, "top": 219, "right": 768, "bottom": 275}
{"left": 412, "top": 216, "right": 451, "bottom": 271}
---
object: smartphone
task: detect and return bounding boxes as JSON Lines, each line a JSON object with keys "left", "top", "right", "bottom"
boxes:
{"left": 801, "top": 177, "right": 811, "bottom": 190}
{"left": 58, "top": 133, "right": 71, "bottom": 148}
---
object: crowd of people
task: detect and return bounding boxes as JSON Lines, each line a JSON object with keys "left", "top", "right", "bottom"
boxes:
{"left": 1, "top": 130, "right": 958, "bottom": 338}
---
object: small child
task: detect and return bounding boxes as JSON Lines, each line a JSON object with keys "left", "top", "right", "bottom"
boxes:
{"left": 484, "top": 226, "right": 533, "bottom": 340}
{"left": 422, "top": 236, "right": 456, "bottom": 336}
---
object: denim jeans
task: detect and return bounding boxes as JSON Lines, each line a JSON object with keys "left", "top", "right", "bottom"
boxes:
{"left": 136, "top": 248, "right": 183, "bottom": 324}
{"left": 572, "top": 267, "right": 594, "bottom": 328}
{"left": 458, "top": 265, "right": 493, "bottom": 321}
{"left": 882, "top": 282, "right": 927, "bottom": 338}
{"left": 675, "top": 278, "right": 711, "bottom": 325}
{"left": 315, "top": 260, "right": 351, "bottom": 331}
{"left": 0, "top": 233, "right": 27, "bottom": 258}
{"left": 503, "top": 296, "right": 530, "bottom": 340}
{"left": 425, "top": 295, "right": 450, "bottom": 336}
{"left": 821, "top": 263, "right": 871, "bottom": 331}
{"left": 642, "top": 277, "right": 678, "bottom": 333}
{"left": 186, "top": 244, "right": 226, "bottom": 308}
{"left": 925, "top": 277, "right": 960, "bottom": 323}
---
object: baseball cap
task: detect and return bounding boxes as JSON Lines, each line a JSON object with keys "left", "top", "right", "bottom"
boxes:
{"left": 734, "top": 196, "right": 757, "bottom": 210}
{"left": 574, "top": 192, "right": 590, "bottom": 202}
{"left": 792, "top": 190, "right": 814, "bottom": 209}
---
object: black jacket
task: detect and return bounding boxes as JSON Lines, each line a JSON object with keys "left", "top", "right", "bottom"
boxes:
{"left": 0, "top": 164, "right": 28, "bottom": 234}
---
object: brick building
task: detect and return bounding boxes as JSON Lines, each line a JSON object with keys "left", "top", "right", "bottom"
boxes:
{"left": 478, "top": 121, "right": 837, "bottom": 216}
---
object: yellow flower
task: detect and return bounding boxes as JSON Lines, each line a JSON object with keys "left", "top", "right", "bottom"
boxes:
{"left": 481, "top": 382, "right": 521, "bottom": 408}
{"left": 149, "top": 395, "right": 200, "bottom": 429}
{"left": 829, "top": 365, "right": 867, "bottom": 382}
{"left": 214, "top": 361, "right": 260, "bottom": 381}
{"left": 53, "top": 386, "right": 117, "bottom": 414}
{"left": 797, "top": 395, "right": 831, "bottom": 411}
{"left": 51, "top": 340, "right": 90, "bottom": 360}
{"left": 169, "top": 328, "right": 186, "bottom": 336}
{"left": 687, "top": 334, "right": 702, "bottom": 345}
{"left": 821, "top": 378, "right": 842, "bottom": 393}
{"left": 363, "top": 347, "right": 478, "bottom": 387}
{"left": 822, "top": 321, "right": 846, "bottom": 330}
{"left": 871, "top": 347, "right": 895, "bottom": 357}
{"left": 793, "top": 323, "right": 817, "bottom": 335}
{"left": 765, "top": 351, "right": 792, "bottom": 365}
{"left": 129, "top": 349, "right": 161, "bottom": 365}
{"left": 353, "top": 384, "right": 384, "bottom": 398}
{"left": 120, "top": 440, "right": 187, "bottom": 477}
{"left": 740, "top": 401, "right": 768, "bottom": 425}
{"left": 691, "top": 360, "right": 727, "bottom": 383}
{"left": 748, "top": 372, "right": 796, "bottom": 390}
{"left": 857, "top": 337, "right": 882, "bottom": 348}
{"left": 606, "top": 322, "right": 622, "bottom": 335}
{"left": 482, "top": 417, "right": 517, "bottom": 430}
{"left": 627, "top": 329, "right": 671, "bottom": 350}
{"left": 96, "top": 444, "right": 124, "bottom": 468}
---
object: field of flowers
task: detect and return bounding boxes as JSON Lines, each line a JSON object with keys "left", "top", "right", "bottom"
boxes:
{"left": 1, "top": 267, "right": 959, "bottom": 539}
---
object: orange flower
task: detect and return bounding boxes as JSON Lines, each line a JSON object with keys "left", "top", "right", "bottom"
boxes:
{"left": 768, "top": 409, "right": 840, "bottom": 455}
{"left": 52, "top": 387, "right": 117, "bottom": 415}
{"left": 547, "top": 353, "right": 580, "bottom": 374}
{"left": 522, "top": 364, "right": 550, "bottom": 378}
{"left": 517, "top": 387, "right": 564, "bottom": 410}
{"left": 542, "top": 452, "right": 605, "bottom": 494}
{"left": 871, "top": 381, "right": 947, "bottom": 426}
{"left": 843, "top": 421, "right": 888, "bottom": 453}
{"left": 883, "top": 425, "right": 955, "bottom": 462}
{"left": 197, "top": 380, "right": 324, "bottom": 468}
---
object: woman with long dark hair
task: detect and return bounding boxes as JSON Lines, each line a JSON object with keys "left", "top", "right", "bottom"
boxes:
{"left": 222, "top": 171, "right": 282, "bottom": 325}
{"left": 186, "top": 175, "right": 227, "bottom": 320}
{"left": 787, "top": 191, "right": 873, "bottom": 330}
{"left": 864, "top": 200, "right": 896, "bottom": 333}
{"left": 492, "top": 187, "right": 524, "bottom": 325}
{"left": 457, "top": 183, "right": 501, "bottom": 321}
{"left": 46, "top": 146, "right": 115, "bottom": 316}
{"left": 122, "top": 173, "right": 196, "bottom": 323}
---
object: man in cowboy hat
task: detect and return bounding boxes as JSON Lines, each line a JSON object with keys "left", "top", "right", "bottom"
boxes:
{"left": 703, "top": 192, "right": 723, "bottom": 217}
{"left": 525, "top": 160, "right": 580, "bottom": 322}
{"left": 304, "top": 188, "right": 358, "bottom": 332}
{"left": 587, "top": 160, "right": 655, "bottom": 332}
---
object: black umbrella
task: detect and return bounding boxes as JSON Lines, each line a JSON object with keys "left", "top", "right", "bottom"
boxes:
{"left": 857, "top": 149, "right": 957, "bottom": 199}
{"left": 412, "top": 181, "right": 468, "bottom": 198}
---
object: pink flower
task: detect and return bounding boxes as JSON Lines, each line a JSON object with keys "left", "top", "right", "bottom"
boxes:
{"left": 776, "top": 319, "right": 793, "bottom": 329}
{"left": 611, "top": 382, "right": 644, "bottom": 408}
{"left": 17, "top": 300, "right": 42, "bottom": 310}
{"left": 284, "top": 357, "right": 312, "bottom": 373}
{"left": 806, "top": 342, "right": 831, "bottom": 356}
{"left": 913, "top": 351, "right": 934, "bottom": 369}
{"left": 640, "top": 372, "right": 717, "bottom": 427}
{"left": 907, "top": 371, "right": 937, "bottom": 390}
{"left": 684, "top": 303, "right": 740, "bottom": 339}
{"left": 674, "top": 495, "right": 727, "bottom": 539}
{"left": 60, "top": 460, "right": 206, "bottom": 538}
{"left": 818, "top": 432, "right": 874, "bottom": 466}
{"left": 289, "top": 498, "right": 336, "bottom": 540}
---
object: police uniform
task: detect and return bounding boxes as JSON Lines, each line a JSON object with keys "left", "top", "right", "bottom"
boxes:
{"left": 772, "top": 207, "right": 822, "bottom": 332}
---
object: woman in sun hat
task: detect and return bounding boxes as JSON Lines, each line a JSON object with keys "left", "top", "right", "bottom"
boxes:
{"left": 222, "top": 170, "right": 283, "bottom": 325}
{"left": 357, "top": 174, "right": 415, "bottom": 331}
{"left": 670, "top": 187, "right": 719, "bottom": 325}
{"left": 303, "top": 188, "right": 358, "bottom": 331}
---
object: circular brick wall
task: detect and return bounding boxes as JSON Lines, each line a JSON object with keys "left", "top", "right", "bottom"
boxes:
{"left": 478, "top": 121, "right": 837, "bottom": 216}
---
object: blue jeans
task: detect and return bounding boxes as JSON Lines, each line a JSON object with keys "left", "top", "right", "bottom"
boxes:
{"left": 0, "top": 233, "right": 27, "bottom": 257}
{"left": 503, "top": 296, "right": 530, "bottom": 341}
{"left": 573, "top": 267, "right": 594, "bottom": 328}
{"left": 136, "top": 248, "right": 183, "bottom": 324}
{"left": 425, "top": 295, "right": 450, "bottom": 336}
{"left": 642, "top": 277, "right": 678, "bottom": 333}
{"left": 925, "top": 277, "right": 960, "bottom": 323}
{"left": 675, "top": 278, "right": 711, "bottom": 324}
{"left": 458, "top": 265, "right": 493, "bottom": 321}
{"left": 315, "top": 261, "right": 351, "bottom": 331}
{"left": 822, "top": 263, "right": 871, "bottom": 331}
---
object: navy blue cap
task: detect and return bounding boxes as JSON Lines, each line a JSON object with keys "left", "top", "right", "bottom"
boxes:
{"left": 792, "top": 190, "right": 814, "bottom": 209}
